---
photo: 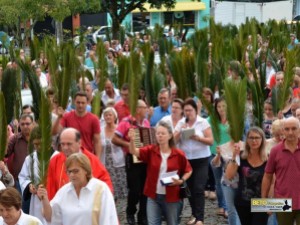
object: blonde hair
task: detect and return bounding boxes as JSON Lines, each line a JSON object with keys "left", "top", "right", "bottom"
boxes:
{"left": 242, "top": 126, "right": 268, "bottom": 162}
{"left": 271, "top": 119, "right": 283, "bottom": 135}
{"left": 66, "top": 153, "right": 92, "bottom": 181}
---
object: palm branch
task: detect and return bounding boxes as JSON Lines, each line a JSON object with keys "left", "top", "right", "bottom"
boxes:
{"left": 17, "top": 60, "right": 41, "bottom": 121}
{"left": 117, "top": 56, "right": 130, "bottom": 90}
{"left": 140, "top": 43, "right": 156, "bottom": 106}
{"left": 1, "top": 69, "right": 17, "bottom": 123}
{"left": 0, "top": 92, "right": 7, "bottom": 159}
{"left": 38, "top": 90, "right": 52, "bottom": 185}
{"left": 129, "top": 50, "right": 142, "bottom": 115}
{"left": 96, "top": 40, "right": 109, "bottom": 91}
{"left": 92, "top": 91, "right": 101, "bottom": 118}
{"left": 224, "top": 77, "right": 247, "bottom": 142}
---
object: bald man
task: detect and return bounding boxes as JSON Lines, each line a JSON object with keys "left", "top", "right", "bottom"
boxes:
{"left": 262, "top": 117, "right": 300, "bottom": 225}
{"left": 46, "top": 128, "right": 113, "bottom": 200}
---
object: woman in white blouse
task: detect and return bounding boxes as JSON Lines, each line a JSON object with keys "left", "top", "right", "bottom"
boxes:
{"left": 174, "top": 98, "right": 214, "bottom": 225}
{"left": 37, "top": 153, "right": 118, "bottom": 225}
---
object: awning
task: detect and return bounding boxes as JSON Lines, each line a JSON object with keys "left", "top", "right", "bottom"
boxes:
{"left": 132, "top": 2, "right": 206, "bottom": 13}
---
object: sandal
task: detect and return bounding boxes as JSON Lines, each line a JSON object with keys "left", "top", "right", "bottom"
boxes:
{"left": 186, "top": 216, "right": 196, "bottom": 225}
{"left": 195, "top": 221, "right": 204, "bottom": 225}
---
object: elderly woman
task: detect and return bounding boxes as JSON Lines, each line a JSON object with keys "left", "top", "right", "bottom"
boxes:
{"left": 128, "top": 121, "right": 192, "bottom": 225}
{"left": 226, "top": 127, "right": 269, "bottom": 225}
{"left": 174, "top": 98, "right": 214, "bottom": 225}
{"left": 100, "top": 107, "right": 127, "bottom": 200}
{"left": 0, "top": 187, "right": 43, "bottom": 225}
{"left": 38, "top": 153, "right": 118, "bottom": 225}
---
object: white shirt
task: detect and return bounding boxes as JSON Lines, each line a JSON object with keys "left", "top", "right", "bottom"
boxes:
{"left": 50, "top": 178, "right": 118, "bottom": 225}
{"left": 19, "top": 151, "right": 58, "bottom": 224}
{"left": 39, "top": 72, "right": 48, "bottom": 88}
{"left": 0, "top": 211, "right": 43, "bottom": 225}
{"left": 175, "top": 116, "right": 211, "bottom": 160}
{"left": 101, "top": 89, "right": 121, "bottom": 106}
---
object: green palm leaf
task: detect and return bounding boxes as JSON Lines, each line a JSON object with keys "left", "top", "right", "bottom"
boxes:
{"left": 0, "top": 92, "right": 7, "bottom": 159}
{"left": 17, "top": 60, "right": 41, "bottom": 121}
{"left": 38, "top": 91, "right": 52, "bottom": 185}
{"left": 129, "top": 51, "right": 142, "bottom": 115}
{"left": 224, "top": 77, "right": 247, "bottom": 142}
{"left": 1, "top": 68, "right": 18, "bottom": 124}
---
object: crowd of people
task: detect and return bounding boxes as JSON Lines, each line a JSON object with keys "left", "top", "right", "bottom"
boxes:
{"left": 0, "top": 24, "right": 300, "bottom": 225}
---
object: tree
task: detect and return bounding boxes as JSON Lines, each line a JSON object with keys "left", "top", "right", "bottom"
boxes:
{"left": 0, "top": 0, "right": 101, "bottom": 46}
{"left": 101, "top": 0, "right": 177, "bottom": 40}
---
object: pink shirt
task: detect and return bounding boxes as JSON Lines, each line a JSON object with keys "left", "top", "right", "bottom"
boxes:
{"left": 115, "top": 116, "right": 150, "bottom": 154}
{"left": 265, "top": 140, "right": 300, "bottom": 210}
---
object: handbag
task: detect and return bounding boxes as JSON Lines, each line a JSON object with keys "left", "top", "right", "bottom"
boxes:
{"left": 179, "top": 181, "right": 191, "bottom": 198}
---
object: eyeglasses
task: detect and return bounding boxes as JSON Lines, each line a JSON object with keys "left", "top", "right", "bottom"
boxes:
{"left": 20, "top": 122, "right": 32, "bottom": 126}
{"left": 66, "top": 169, "right": 80, "bottom": 175}
{"left": 248, "top": 136, "right": 262, "bottom": 141}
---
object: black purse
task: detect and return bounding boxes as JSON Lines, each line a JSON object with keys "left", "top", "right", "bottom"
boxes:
{"left": 179, "top": 181, "right": 191, "bottom": 198}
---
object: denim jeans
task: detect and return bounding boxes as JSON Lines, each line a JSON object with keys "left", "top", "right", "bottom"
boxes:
{"left": 268, "top": 213, "right": 278, "bottom": 225}
{"left": 210, "top": 157, "right": 226, "bottom": 210}
{"left": 221, "top": 184, "right": 241, "bottom": 225}
{"left": 147, "top": 195, "right": 181, "bottom": 225}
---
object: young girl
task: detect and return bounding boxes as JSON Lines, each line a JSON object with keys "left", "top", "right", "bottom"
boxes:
{"left": 262, "top": 99, "right": 276, "bottom": 139}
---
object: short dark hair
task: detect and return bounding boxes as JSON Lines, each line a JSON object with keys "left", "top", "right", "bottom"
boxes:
{"left": 183, "top": 97, "right": 198, "bottom": 114}
{"left": 0, "top": 187, "right": 22, "bottom": 210}
{"left": 121, "top": 83, "right": 129, "bottom": 91}
{"left": 74, "top": 91, "right": 88, "bottom": 100}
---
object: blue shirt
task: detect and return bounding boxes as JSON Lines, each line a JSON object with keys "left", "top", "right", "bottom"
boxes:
{"left": 150, "top": 105, "right": 171, "bottom": 127}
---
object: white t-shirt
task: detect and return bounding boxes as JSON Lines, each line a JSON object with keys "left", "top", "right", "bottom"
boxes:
{"left": 156, "top": 151, "right": 171, "bottom": 194}
{"left": 175, "top": 116, "right": 211, "bottom": 160}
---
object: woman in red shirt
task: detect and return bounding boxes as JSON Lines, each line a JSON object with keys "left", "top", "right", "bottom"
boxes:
{"left": 128, "top": 121, "right": 192, "bottom": 225}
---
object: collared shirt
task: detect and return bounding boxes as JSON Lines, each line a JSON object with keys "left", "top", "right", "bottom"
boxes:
{"left": 50, "top": 178, "right": 118, "bottom": 225}
{"left": 115, "top": 115, "right": 150, "bottom": 154}
{"left": 114, "top": 100, "right": 130, "bottom": 122}
{"left": 174, "top": 116, "right": 211, "bottom": 160}
{"left": 46, "top": 148, "right": 113, "bottom": 200}
{"left": 139, "top": 145, "right": 192, "bottom": 202}
{"left": 265, "top": 139, "right": 300, "bottom": 210}
{"left": 150, "top": 105, "right": 172, "bottom": 127}
{"left": 6, "top": 133, "right": 29, "bottom": 181}
{"left": 101, "top": 89, "right": 121, "bottom": 106}
{"left": 0, "top": 211, "right": 43, "bottom": 225}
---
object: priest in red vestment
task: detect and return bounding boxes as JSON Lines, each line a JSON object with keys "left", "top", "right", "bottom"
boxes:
{"left": 46, "top": 128, "right": 113, "bottom": 200}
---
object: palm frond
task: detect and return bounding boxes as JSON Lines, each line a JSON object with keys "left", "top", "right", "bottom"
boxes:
{"left": 92, "top": 91, "right": 101, "bottom": 118}
{"left": 0, "top": 92, "right": 7, "bottom": 159}
{"left": 17, "top": 60, "right": 41, "bottom": 120}
{"left": 224, "top": 77, "right": 247, "bottom": 142}
{"left": 96, "top": 40, "right": 109, "bottom": 91}
{"left": 38, "top": 91, "right": 52, "bottom": 185}
{"left": 1, "top": 68, "right": 19, "bottom": 123}
{"left": 129, "top": 51, "right": 142, "bottom": 115}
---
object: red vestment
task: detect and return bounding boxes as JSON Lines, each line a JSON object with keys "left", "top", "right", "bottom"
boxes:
{"left": 46, "top": 148, "right": 113, "bottom": 200}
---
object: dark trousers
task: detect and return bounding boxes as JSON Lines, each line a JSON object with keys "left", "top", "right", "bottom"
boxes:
{"left": 236, "top": 204, "right": 268, "bottom": 225}
{"left": 126, "top": 154, "right": 147, "bottom": 221}
{"left": 187, "top": 157, "right": 209, "bottom": 222}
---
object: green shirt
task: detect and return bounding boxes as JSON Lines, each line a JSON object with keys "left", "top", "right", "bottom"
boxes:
{"left": 207, "top": 117, "right": 231, "bottom": 155}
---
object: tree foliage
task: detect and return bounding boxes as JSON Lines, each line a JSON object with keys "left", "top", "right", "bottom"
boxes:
{"left": 101, "top": 0, "right": 177, "bottom": 39}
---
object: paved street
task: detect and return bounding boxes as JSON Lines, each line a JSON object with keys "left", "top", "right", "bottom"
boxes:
{"left": 116, "top": 197, "right": 228, "bottom": 225}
